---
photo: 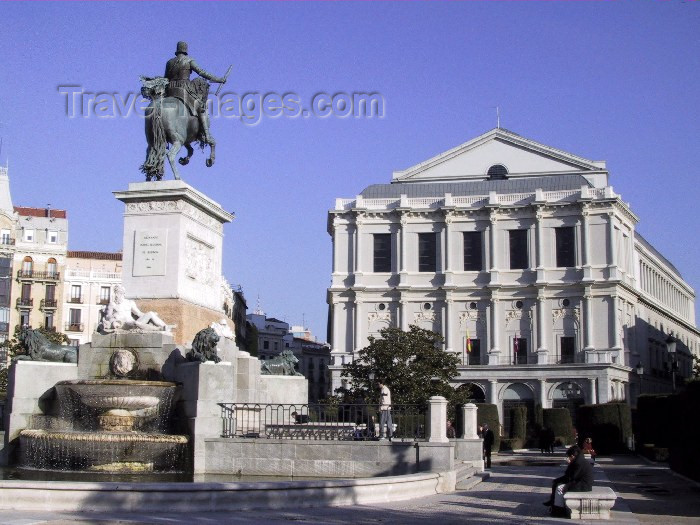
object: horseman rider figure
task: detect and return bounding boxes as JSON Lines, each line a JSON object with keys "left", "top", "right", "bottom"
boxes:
{"left": 165, "top": 41, "right": 226, "bottom": 144}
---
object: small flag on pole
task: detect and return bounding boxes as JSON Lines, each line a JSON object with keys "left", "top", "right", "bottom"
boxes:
{"left": 466, "top": 328, "right": 472, "bottom": 354}
{"left": 513, "top": 335, "right": 519, "bottom": 364}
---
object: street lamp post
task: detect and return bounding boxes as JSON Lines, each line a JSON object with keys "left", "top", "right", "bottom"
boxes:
{"left": 665, "top": 334, "right": 677, "bottom": 393}
{"left": 636, "top": 362, "right": 644, "bottom": 397}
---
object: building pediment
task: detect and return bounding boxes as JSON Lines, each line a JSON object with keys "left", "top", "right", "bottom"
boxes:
{"left": 392, "top": 128, "right": 607, "bottom": 183}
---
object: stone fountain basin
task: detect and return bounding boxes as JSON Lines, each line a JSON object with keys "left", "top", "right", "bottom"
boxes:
{"left": 56, "top": 379, "right": 178, "bottom": 411}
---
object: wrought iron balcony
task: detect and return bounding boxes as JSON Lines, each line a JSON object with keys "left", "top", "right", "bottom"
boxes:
{"left": 16, "top": 297, "right": 33, "bottom": 308}
{"left": 0, "top": 237, "right": 15, "bottom": 245}
{"left": 68, "top": 297, "right": 84, "bottom": 304}
{"left": 97, "top": 297, "right": 110, "bottom": 305}
{"left": 17, "top": 270, "right": 60, "bottom": 281}
{"left": 64, "top": 322, "right": 84, "bottom": 332}
{"left": 40, "top": 299, "right": 58, "bottom": 309}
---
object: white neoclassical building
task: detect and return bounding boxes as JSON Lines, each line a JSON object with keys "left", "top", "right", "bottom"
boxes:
{"left": 326, "top": 128, "right": 699, "bottom": 431}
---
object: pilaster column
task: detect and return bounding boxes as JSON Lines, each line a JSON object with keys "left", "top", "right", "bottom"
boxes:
{"left": 488, "top": 380, "right": 499, "bottom": 405}
{"left": 539, "top": 379, "right": 548, "bottom": 409}
{"left": 488, "top": 294, "right": 500, "bottom": 363}
{"left": 611, "top": 294, "right": 621, "bottom": 351}
{"left": 445, "top": 296, "right": 453, "bottom": 353}
{"left": 354, "top": 293, "right": 363, "bottom": 353}
{"left": 443, "top": 212, "right": 453, "bottom": 285}
{"left": 536, "top": 291, "right": 548, "bottom": 362}
{"left": 581, "top": 206, "right": 592, "bottom": 281}
{"left": 588, "top": 377, "right": 597, "bottom": 405}
{"left": 607, "top": 212, "right": 618, "bottom": 280}
{"left": 535, "top": 208, "right": 545, "bottom": 283}
{"left": 399, "top": 215, "right": 408, "bottom": 284}
{"left": 354, "top": 215, "right": 364, "bottom": 276}
{"left": 583, "top": 287, "right": 594, "bottom": 351}
{"left": 400, "top": 298, "right": 409, "bottom": 331}
{"left": 489, "top": 212, "right": 498, "bottom": 271}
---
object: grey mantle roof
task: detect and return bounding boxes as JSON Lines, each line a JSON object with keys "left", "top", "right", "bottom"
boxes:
{"left": 360, "top": 174, "right": 593, "bottom": 198}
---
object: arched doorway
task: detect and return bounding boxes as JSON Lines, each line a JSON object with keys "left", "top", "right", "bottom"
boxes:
{"left": 552, "top": 381, "right": 585, "bottom": 426}
{"left": 502, "top": 383, "right": 534, "bottom": 437}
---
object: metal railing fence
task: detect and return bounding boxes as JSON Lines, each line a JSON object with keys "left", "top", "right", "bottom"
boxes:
{"left": 219, "top": 402, "right": 426, "bottom": 442}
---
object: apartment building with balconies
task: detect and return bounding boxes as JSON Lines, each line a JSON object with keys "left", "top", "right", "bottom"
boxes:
{"left": 62, "top": 251, "right": 122, "bottom": 345}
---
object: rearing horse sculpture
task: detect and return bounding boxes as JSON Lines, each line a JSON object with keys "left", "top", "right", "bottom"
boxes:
{"left": 140, "top": 77, "right": 215, "bottom": 181}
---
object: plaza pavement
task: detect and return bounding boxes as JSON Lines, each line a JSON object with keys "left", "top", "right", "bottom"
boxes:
{"left": 1, "top": 449, "right": 698, "bottom": 524}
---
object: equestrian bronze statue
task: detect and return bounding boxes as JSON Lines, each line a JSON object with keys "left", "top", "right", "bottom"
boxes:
{"left": 140, "top": 41, "right": 231, "bottom": 181}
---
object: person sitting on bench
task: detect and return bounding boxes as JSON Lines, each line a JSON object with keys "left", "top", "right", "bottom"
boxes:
{"left": 543, "top": 445, "right": 593, "bottom": 516}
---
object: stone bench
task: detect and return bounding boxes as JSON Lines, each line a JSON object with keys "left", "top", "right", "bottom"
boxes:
{"left": 564, "top": 486, "right": 617, "bottom": 520}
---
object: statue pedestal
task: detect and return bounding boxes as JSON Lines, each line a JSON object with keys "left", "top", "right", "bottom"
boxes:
{"left": 114, "top": 181, "right": 234, "bottom": 344}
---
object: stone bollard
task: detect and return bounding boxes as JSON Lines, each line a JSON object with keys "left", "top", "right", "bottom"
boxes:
{"left": 460, "top": 403, "right": 479, "bottom": 439}
{"left": 427, "top": 396, "right": 449, "bottom": 443}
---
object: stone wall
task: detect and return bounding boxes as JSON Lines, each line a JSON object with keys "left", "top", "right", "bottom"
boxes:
{"left": 135, "top": 298, "right": 232, "bottom": 346}
{"left": 205, "top": 439, "right": 454, "bottom": 478}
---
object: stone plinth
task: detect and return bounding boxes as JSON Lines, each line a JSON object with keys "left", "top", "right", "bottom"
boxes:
{"left": 427, "top": 396, "right": 449, "bottom": 443}
{"left": 564, "top": 486, "right": 617, "bottom": 520}
{"left": 1, "top": 361, "right": 77, "bottom": 466}
{"left": 176, "top": 361, "right": 234, "bottom": 473}
{"left": 114, "top": 180, "right": 234, "bottom": 345}
{"left": 78, "top": 331, "right": 179, "bottom": 380}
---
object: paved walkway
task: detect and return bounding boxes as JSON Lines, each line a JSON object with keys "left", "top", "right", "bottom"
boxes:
{"left": 1, "top": 450, "right": 698, "bottom": 524}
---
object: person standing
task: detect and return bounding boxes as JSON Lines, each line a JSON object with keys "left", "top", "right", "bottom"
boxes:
{"left": 377, "top": 381, "right": 393, "bottom": 441}
{"left": 482, "top": 423, "right": 494, "bottom": 468}
{"left": 543, "top": 445, "right": 594, "bottom": 516}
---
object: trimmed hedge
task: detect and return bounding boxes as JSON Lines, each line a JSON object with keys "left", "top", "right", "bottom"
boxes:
{"left": 543, "top": 408, "right": 575, "bottom": 445}
{"left": 511, "top": 406, "right": 527, "bottom": 440}
{"left": 576, "top": 402, "right": 632, "bottom": 454}
{"left": 668, "top": 381, "right": 700, "bottom": 482}
{"left": 500, "top": 438, "right": 523, "bottom": 451}
{"left": 636, "top": 394, "right": 673, "bottom": 448}
{"left": 475, "top": 403, "right": 500, "bottom": 452}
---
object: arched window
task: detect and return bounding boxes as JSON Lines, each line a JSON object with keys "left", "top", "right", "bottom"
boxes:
{"left": 487, "top": 164, "right": 508, "bottom": 180}
{"left": 47, "top": 258, "right": 57, "bottom": 277}
{"left": 22, "top": 256, "right": 33, "bottom": 274}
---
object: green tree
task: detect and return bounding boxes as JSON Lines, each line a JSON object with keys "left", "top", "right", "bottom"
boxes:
{"left": 340, "top": 325, "right": 463, "bottom": 407}
{"left": 0, "top": 326, "right": 70, "bottom": 393}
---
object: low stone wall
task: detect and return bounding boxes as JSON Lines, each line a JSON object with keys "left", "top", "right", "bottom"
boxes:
{"left": 205, "top": 438, "right": 454, "bottom": 478}
{"left": 452, "top": 438, "right": 485, "bottom": 470}
{"left": 0, "top": 471, "right": 455, "bottom": 512}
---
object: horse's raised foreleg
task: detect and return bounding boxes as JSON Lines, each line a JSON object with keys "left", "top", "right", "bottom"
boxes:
{"left": 179, "top": 143, "right": 194, "bottom": 166}
{"left": 167, "top": 141, "right": 183, "bottom": 180}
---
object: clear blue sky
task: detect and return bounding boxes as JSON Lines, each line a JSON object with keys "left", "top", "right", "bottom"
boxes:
{"left": 2, "top": 1, "right": 699, "bottom": 339}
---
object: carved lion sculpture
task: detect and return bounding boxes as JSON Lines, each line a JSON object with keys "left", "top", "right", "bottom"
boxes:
{"left": 260, "top": 349, "right": 302, "bottom": 376}
{"left": 186, "top": 327, "right": 221, "bottom": 363}
{"left": 15, "top": 328, "right": 78, "bottom": 363}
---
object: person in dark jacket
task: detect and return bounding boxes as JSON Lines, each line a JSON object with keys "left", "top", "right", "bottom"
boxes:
{"left": 543, "top": 445, "right": 593, "bottom": 515}
{"left": 482, "top": 423, "right": 495, "bottom": 468}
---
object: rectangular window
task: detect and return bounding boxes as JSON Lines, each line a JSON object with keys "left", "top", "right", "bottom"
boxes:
{"left": 48, "top": 230, "right": 58, "bottom": 244}
{"left": 99, "top": 286, "right": 111, "bottom": 304}
{"left": 513, "top": 337, "right": 528, "bottom": 364}
{"left": 555, "top": 227, "right": 576, "bottom": 268}
{"left": 467, "top": 338, "right": 481, "bottom": 366}
{"left": 23, "top": 229, "right": 34, "bottom": 242}
{"left": 71, "top": 285, "right": 81, "bottom": 302}
{"left": 21, "top": 283, "right": 31, "bottom": 300}
{"left": 560, "top": 336, "right": 576, "bottom": 364}
{"left": 509, "top": 230, "right": 529, "bottom": 270}
{"left": 373, "top": 233, "right": 392, "bottom": 273}
{"left": 418, "top": 233, "right": 437, "bottom": 272}
{"left": 20, "top": 311, "right": 30, "bottom": 327}
{"left": 0, "top": 229, "right": 11, "bottom": 245}
{"left": 463, "top": 231, "right": 483, "bottom": 271}
{"left": 0, "top": 307, "right": 10, "bottom": 333}
{"left": 68, "top": 308, "right": 82, "bottom": 327}
{"left": 45, "top": 284, "right": 56, "bottom": 301}
{"left": 44, "top": 313, "right": 54, "bottom": 330}
{"left": 0, "top": 277, "right": 9, "bottom": 307}
{"left": 263, "top": 340, "right": 269, "bottom": 350}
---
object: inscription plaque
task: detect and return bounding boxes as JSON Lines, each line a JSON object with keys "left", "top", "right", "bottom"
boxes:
{"left": 133, "top": 230, "right": 167, "bottom": 276}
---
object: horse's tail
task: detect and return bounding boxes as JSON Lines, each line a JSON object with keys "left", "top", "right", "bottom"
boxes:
{"left": 140, "top": 99, "right": 167, "bottom": 178}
